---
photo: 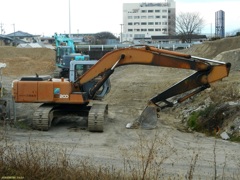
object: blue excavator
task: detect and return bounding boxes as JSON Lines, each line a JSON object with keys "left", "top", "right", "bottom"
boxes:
{"left": 53, "top": 33, "right": 89, "bottom": 78}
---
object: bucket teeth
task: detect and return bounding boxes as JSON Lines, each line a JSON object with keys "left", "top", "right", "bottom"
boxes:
{"left": 126, "top": 103, "right": 158, "bottom": 130}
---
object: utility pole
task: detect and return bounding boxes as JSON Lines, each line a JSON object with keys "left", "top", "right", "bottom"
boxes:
{"left": 13, "top": 24, "right": 15, "bottom": 38}
{"left": 69, "top": 0, "right": 71, "bottom": 38}
{"left": 12, "top": 24, "right": 16, "bottom": 46}
{"left": 0, "top": 23, "right": 4, "bottom": 34}
{"left": 211, "top": 23, "right": 212, "bottom": 38}
{"left": 0, "top": 23, "right": 3, "bottom": 46}
{"left": 120, "top": 24, "right": 124, "bottom": 43}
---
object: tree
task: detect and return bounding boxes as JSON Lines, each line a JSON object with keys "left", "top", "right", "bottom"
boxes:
{"left": 95, "top": 31, "right": 117, "bottom": 44}
{"left": 175, "top": 12, "right": 204, "bottom": 43}
{"left": 95, "top": 31, "right": 117, "bottom": 39}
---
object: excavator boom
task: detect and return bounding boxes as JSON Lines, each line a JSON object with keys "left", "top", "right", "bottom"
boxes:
{"left": 76, "top": 46, "right": 214, "bottom": 85}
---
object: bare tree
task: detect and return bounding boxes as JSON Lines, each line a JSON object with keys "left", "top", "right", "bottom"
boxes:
{"left": 176, "top": 12, "right": 204, "bottom": 43}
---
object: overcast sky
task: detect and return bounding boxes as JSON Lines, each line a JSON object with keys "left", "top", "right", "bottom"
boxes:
{"left": 0, "top": 0, "right": 239, "bottom": 37}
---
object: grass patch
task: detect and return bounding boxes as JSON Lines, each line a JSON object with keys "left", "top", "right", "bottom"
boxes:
{"left": 14, "top": 120, "right": 31, "bottom": 130}
{"left": 230, "top": 136, "right": 240, "bottom": 142}
{"left": 187, "top": 111, "right": 201, "bottom": 130}
{"left": 187, "top": 104, "right": 216, "bottom": 132}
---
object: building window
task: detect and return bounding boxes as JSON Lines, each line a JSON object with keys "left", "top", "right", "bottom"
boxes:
{"left": 155, "top": 16, "right": 161, "bottom": 19}
{"left": 162, "top": 28, "right": 167, "bottom": 32}
{"left": 141, "top": 22, "right": 147, "bottom": 25}
{"left": 141, "top": 29, "right": 147, "bottom": 32}
{"left": 148, "top": 16, "right": 154, "bottom": 19}
{"left": 148, "top": 29, "right": 154, "bottom": 31}
{"left": 141, "top": 16, "right": 147, "bottom": 19}
{"left": 134, "top": 22, "right": 140, "bottom": 25}
{"left": 128, "top": 22, "right": 133, "bottom": 25}
{"left": 162, "top": 10, "right": 167, "bottom": 13}
{"left": 134, "top": 34, "right": 145, "bottom": 38}
{"left": 134, "top": 29, "right": 140, "bottom": 32}
{"left": 163, "top": 22, "right": 168, "bottom": 25}
{"left": 134, "top": 16, "right": 140, "bottom": 19}
{"left": 155, "top": 22, "right": 161, "bottom": 25}
{"left": 128, "top": 16, "right": 133, "bottom": 19}
{"left": 162, "top": 16, "right": 167, "bottom": 18}
{"left": 155, "top": 29, "right": 161, "bottom": 31}
{"left": 148, "top": 10, "right": 153, "bottom": 13}
{"left": 155, "top": 10, "right": 160, "bottom": 13}
{"left": 148, "top": 22, "right": 154, "bottom": 25}
{"left": 141, "top": 10, "right": 147, "bottom": 13}
{"left": 128, "top": 29, "right": 133, "bottom": 32}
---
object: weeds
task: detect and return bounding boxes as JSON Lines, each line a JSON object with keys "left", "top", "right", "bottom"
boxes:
{"left": 0, "top": 129, "right": 177, "bottom": 179}
{"left": 120, "top": 130, "right": 176, "bottom": 179}
{"left": 187, "top": 151, "right": 199, "bottom": 180}
{"left": 0, "top": 140, "right": 123, "bottom": 180}
{"left": 0, "top": 129, "right": 174, "bottom": 179}
{"left": 0, "top": 128, "right": 239, "bottom": 179}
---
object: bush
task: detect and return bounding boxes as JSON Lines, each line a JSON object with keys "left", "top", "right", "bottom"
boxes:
{"left": 187, "top": 104, "right": 216, "bottom": 132}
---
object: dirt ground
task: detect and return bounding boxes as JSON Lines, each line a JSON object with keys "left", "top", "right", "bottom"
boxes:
{"left": 1, "top": 37, "right": 240, "bottom": 178}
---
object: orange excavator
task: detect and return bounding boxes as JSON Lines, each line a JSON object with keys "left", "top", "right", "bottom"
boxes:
{"left": 12, "top": 46, "right": 231, "bottom": 131}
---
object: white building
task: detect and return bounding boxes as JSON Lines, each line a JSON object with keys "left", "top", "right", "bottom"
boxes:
{"left": 122, "top": 0, "right": 176, "bottom": 43}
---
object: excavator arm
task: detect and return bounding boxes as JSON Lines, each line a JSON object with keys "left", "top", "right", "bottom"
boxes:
{"left": 75, "top": 46, "right": 231, "bottom": 129}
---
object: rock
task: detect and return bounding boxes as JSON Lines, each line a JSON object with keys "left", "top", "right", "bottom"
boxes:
{"left": 220, "top": 132, "right": 230, "bottom": 140}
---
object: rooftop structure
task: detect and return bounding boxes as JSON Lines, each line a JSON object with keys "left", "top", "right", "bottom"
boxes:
{"left": 215, "top": 10, "right": 225, "bottom": 38}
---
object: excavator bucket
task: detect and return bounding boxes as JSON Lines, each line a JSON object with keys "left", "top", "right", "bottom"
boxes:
{"left": 126, "top": 103, "right": 158, "bottom": 130}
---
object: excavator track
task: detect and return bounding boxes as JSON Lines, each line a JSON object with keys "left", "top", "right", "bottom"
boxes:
{"left": 32, "top": 104, "right": 54, "bottom": 131}
{"left": 88, "top": 103, "right": 108, "bottom": 132}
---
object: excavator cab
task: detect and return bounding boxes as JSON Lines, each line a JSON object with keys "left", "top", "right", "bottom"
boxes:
{"left": 56, "top": 46, "right": 72, "bottom": 65}
{"left": 69, "top": 60, "right": 111, "bottom": 100}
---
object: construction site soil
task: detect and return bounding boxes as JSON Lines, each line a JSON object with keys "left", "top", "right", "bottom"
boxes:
{"left": 1, "top": 36, "right": 240, "bottom": 178}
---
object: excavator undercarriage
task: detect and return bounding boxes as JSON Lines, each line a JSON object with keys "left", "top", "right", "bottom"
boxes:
{"left": 31, "top": 103, "right": 108, "bottom": 132}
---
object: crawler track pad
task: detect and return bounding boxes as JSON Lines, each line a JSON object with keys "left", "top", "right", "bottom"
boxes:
{"left": 126, "top": 104, "right": 158, "bottom": 130}
{"left": 88, "top": 103, "right": 108, "bottom": 132}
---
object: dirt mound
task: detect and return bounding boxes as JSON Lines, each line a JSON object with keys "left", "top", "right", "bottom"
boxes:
{"left": 214, "top": 48, "right": 240, "bottom": 71}
{"left": 0, "top": 47, "right": 55, "bottom": 76}
{"left": 180, "top": 36, "right": 240, "bottom": 59}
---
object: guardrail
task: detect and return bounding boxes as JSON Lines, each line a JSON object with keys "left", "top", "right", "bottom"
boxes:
{"left": 76, "top": 43, "right": 192, "bottom": 51}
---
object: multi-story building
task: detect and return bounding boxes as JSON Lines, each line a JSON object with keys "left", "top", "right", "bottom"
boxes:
{"left": 122, "top": 0, "right": 176, "bottom": 43}
{"left": 215, "top": 10, "right": 225, "bottom": 38}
